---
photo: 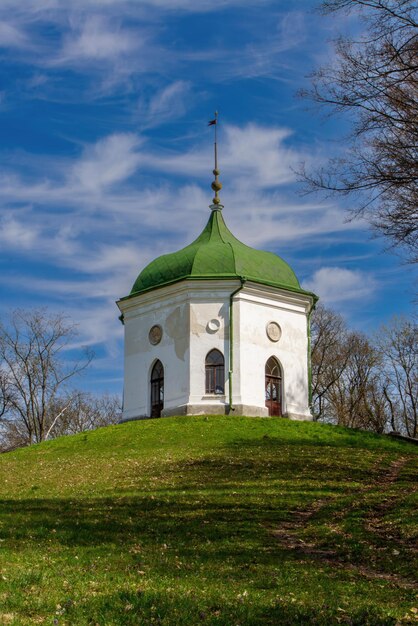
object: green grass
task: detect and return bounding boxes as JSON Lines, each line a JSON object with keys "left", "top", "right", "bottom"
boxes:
{"left": 0, "top": 416, "right": 417, "bottom": 625}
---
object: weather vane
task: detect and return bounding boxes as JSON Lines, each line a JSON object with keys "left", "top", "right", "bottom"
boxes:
{"left": 208, "top": 111, "right": 223, "bottom": 209}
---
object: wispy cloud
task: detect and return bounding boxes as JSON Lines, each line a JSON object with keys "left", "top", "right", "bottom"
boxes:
{"left": 222, "top": 11, "right": 309, "bottom": 81}
{"left": 0, "top": 0, "right": 330, "bottom": 108}
{"left": 45, "top": 15, "right": 160, "bottom": 93}
{"left": 0, "top": 10, "right": 163, "bottom": 95}
{"left": 223, "top": 124, "right": 298, "bottom": 187}
{"left": 57, "top": 16, "right": 140, "bottom": 64}
{"left": 71, "top": 133, "right": 143, "bottom": 193}
{"left": 304, "top": 267, "right": 378, "bottom": 306}
{"left": 133, "top": 0, "right": 270, "bottom": 10}
{"left": 0, "top": 215, "right": 39, "bottom": 249}
{"left": 140, "top": 81, "right": 194, "bottom": 128}
{"left": 0, "top": 123, "right": 358, "bottom": 255}
{"left": 0, "top": 123, "right": 347, "bottom": 241}
{"left": 138, "top": 123, "right": 306, "bottom": 189}
{"left": 0, "top": 2, "right": 314, "bottom": 97}
{"left": 3, "top": 0, "right": 271, "bottom": 14}
{"left": 0, "top": 21, "right": 29, "bottom": 49}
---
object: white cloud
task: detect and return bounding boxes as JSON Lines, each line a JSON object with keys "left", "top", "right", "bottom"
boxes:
{"left": 62, "top": 303, "right": 123, "bottom": 349}
{"left": 145, "top": 81, "right": 193, "bottom": 126}
{"left": 226, "top": 17, "right": 306, "bottom": 80}
{"left": 0, "top": 21, "right": 29, "bottom": 49}
{"left": 74, "top": 244, "right": 146, "bottom": 275}
{"left": 276, "top": 11, "right": 307, "bottom": 51}
{"left": 134, "top": 0, "right": 269, "bottom": 9}
{"left": 0, "top": 0, "right": 270, "bottom": 14}
{"left": 0, "top": 2, "right": 280, "bottom": 93}
{"left": 140, "top": 123, "right": 304, "bottom": 189}
{"left": 29, "top": 14, "right": 160, "bottom": 93}
{"left": 0, "top": 215, "right": 39, "bottom": 249}
{"left": 71, "top": 133, "right": 143, "bottom": 193}
{"left": 0, "top": 1, "right": 330, "bottom": 104}
{"left": 26, "top": 73, "right": 49, "bottom": 88}
{"left": 303, "top": 267, "right": 377, "bottom": 305}
{"left": 0, "top": 123, "right": 360, "bottom": 275}
{"left": 224, "top": 124, "right": 297, "bottom": 187}
{"left": 0, "top": 123, "right": 311, "bottom": 214}
{"left": 58, "top": 16, "right": 139, "bottom": 63}
{"left": 0, "top": 2, "right": 310, "bottom": 99}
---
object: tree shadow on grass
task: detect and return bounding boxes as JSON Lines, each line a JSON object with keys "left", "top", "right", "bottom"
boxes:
{"left": 0, "top": 440, "right": 415, "bottom": 555}
{"left": 55, "top": 586, "right": 400, "bottom": 626}
{"left": 0, "top": 493, "right": 320, "bottom": 551}
{"left": 225, "top": 430, "right": 417, "bottom": 453}
{"left": 0, "top": 448, "right": 363, "bottom": 551}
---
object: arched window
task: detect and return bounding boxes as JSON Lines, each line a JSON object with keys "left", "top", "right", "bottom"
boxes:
{"left": 205, "top": 349, "right": 225, "bottom": 395}
{"left": 265, "top": 356, "right": 282, "bottom": 416}
{"left": 150, "top": 360, "right": 164, "bottom": 417}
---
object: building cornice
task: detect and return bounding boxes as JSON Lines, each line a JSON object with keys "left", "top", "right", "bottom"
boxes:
{"left": 117, "top": 277, "right": 316, "bottom": 315}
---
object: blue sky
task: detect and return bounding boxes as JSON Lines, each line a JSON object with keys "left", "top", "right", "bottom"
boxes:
{"left": 0, "top": 0, "right": 416, "bottom": 395}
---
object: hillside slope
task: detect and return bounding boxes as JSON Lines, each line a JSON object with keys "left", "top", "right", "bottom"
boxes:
{"left": 0, "top": 416, "right": 417, "bottom": 625}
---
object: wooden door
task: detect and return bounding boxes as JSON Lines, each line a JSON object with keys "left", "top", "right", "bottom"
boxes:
{"left": 265, "top": 357, "right": 282, "bottom": 416}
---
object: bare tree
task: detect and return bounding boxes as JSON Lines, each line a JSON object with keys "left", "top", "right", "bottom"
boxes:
{"left": 363, "top": 383, "right": 390, "bottom": 434}
{"left": 310, "top": 305, "right": 416, "bottom": 435}
{"left": 0, "top": 369, "right": 11, "bottom": 419}
{"left": 311, "top": 305, "right": 393, "bottom": 433}
{"left": 311, "top": 304, "right": 351, "bottom": 420}
{"left": 0, "top": 309, "right": 92, "bottom": 446}
{"left": 375, "top": 316, "right": 417, "bottom": 437}
{"left": 301, "top": 0, "right": 418, "bottom": 262}
{"left": 47, "top": 391, "right": 121, "bottom": 438}
{"left": 0, "top": 418, "right": 30, "bottom": 453}
{"left": 327, "top": 332, "right": 388, "bottom": 432}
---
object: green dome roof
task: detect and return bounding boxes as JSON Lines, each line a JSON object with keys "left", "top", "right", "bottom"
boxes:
{"left": 130, "top": 209, "right": 303, "bottom": 296}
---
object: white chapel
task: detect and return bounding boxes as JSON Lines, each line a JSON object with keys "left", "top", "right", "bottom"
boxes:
{"left": 117, "top": 147, "right": 317, "bottom": 421}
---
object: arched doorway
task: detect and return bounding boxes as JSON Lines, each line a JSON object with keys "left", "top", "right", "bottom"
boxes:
{"left": 265, "top": 356, "right": 282, "bottom": 416}
{"left": 150, "top": 360, "right": 164, "bottom": 417}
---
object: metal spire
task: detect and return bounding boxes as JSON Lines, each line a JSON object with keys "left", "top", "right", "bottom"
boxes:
{"left": 208, "top": 111, "right": 223, "bottom": 210}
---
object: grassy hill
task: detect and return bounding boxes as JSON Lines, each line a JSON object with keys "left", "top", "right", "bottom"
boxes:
{"left": 0, "top": 416, "right": 417, "bottom": 626}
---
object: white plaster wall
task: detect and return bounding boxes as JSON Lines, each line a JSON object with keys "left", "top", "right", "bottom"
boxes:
{"left": 234, "top": 286, "right": 311, "bottom": 418}
{"left": 188, "top": 290, "right": 231, "bottom": 411}
{"left": 120, "top": 288, "right": 190, "bottom": 419}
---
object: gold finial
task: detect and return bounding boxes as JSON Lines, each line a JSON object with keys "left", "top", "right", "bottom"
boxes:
{"left": 208, "top": 111, "right": 223, "bottom": 210}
